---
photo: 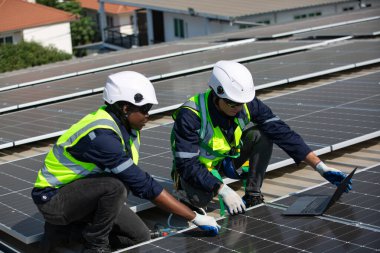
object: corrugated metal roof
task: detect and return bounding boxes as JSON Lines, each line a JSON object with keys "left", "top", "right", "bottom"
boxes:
{"left": 107, "top": 0, "right": 350, "bottom": 20}
{"left": 0, "top": 0, "right": 76, "bottom": 33}
{"left": 79, "top": 0, "right": 138, "bottom": 14}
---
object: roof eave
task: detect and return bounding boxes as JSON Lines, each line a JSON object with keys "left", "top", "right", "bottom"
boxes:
{"left": 102, "top": 0, "right": 232, "bottom": 21}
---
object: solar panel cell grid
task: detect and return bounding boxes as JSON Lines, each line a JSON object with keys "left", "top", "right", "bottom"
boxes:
{"left": 125, "top": 205, "right": 379, "bottom": 253}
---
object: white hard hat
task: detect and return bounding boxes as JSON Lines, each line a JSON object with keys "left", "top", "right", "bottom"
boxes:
{"left": 103, "top": 71, "right": 158, "bottom": 105}
{"left": 208, "top": 60, "right": 255, "bottom": 103}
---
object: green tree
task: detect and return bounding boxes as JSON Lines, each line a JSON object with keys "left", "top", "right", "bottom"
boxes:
{"left": 36, "top": 0, "right": 58, "bottom": 7}
{"left": 0, "top": 41, "right": 71, "bottom": 73}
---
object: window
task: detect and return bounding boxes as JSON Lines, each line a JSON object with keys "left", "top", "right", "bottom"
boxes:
{"left": 174, "top": 18, "right": 185, "bottom": 38}
{"left": 106, "top": 16, "right": 114, "bottom": 27}
{"left": 258, "top": 20, "right": 270, "bottom": 25}
{"left": 0, "top": 36, "right": 13, "bottom": 45}
{"left": 343, "top": 6, "right": 354, "bottom": 11}
{"left": 294, "top": 11, "right": 322, "bottom": 20}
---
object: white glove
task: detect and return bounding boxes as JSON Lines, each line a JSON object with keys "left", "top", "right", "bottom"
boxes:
{"left": 218, "top": 184, "right": 246, "bottom": 215}
{"left": 191, "top": 211, "right": 220, "bottom": 235}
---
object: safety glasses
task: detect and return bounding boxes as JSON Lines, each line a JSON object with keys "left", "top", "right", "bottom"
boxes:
{"left": 130, "top": 103, "right": 153, "bottom": 114}
{"left": 223, "top": 98, "right": 243, "bottom": 108}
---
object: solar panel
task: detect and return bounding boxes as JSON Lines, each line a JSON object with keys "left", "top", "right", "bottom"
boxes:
{"left": 0, "top": 41, "right": 320, "bottom": 113}
{"left": 274, "top": 164, "right": 380, "bottom": 229}
{"left": 1, "top": 42, "right": 379, "bottom": 149}
{"left": 293, "top": 19, "right": 380, "bottom": 39}
{"left": 122, "top": 204, "right": 380, "bottom": 253}
{"left": 1, "top": 72, "right": 379, "bottom": 244}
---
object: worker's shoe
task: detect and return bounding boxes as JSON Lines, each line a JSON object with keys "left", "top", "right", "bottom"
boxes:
{"left": 242, "top": 193, "right": 265, "bottom": 208}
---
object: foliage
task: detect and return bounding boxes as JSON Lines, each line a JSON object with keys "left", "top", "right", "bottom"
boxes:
{"left": 0, "top": 41, "right": 71, "bottom": 73}
{"left": 36, "top": 0, "right": 58, "bottom": 7}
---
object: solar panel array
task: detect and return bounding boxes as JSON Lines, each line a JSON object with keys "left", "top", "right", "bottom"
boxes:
{"left": 1, "top": 41, "right": 379, "bottom": 150}
{"left": 3, "top": 39, "right": 380, "bottom": 114}
{"left": 1, "top": 71, "right": 379, "bottom": 244}
{"left": 0, "top": 41, "right": 318, "bottom": 113}
{"left": 1, "top": 7, "right": 380, "bottom": 250}
{"left": 0, "top": 42, "right": 222, "bottom": 92}
{"left": 120, "top": 164, "right": 380, "bottom": 253}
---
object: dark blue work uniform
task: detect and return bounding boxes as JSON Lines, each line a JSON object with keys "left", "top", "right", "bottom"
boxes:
{"left": 172, "top": 93, "right": 312, "bottom": 195}
{"left": 32, "top": 106, "right": 163, "bottom": 249}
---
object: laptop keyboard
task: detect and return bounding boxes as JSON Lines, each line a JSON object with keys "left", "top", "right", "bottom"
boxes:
{"left": 301, "top": 198, "right": 326, "bottom": 214}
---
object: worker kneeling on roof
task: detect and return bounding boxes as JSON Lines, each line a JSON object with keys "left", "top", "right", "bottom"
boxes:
{"left": 31, "top": 71, "right": 220, "bottom": 253}
{"left": 171, "top": 60, "right": 352, "bottom": 216}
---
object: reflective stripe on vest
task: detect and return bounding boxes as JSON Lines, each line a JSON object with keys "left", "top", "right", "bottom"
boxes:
{"left": 34, "top": 106, "right": 140, "bottom": 188}
{"left": 172, "top": 89, "right": 251, "bottom": 171}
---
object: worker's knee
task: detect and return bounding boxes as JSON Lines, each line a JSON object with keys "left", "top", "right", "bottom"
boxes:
{"left": 242, "top": 127, "right": 272, "bottom": 149}
{"left": 132, "top": 226, "right": 151, "bottom": 244}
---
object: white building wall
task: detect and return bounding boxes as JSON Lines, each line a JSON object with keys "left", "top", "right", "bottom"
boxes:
{"left": 157, "top": 1, "right": 378, "bottom": 43}
{"left": 115, "top": 13, "right": 134, "bottom": 34}
{"left": 23, "top": 22, "right": 73, "bottom": 54}
{"left": 164, "top": 13, "right": 238, "bottom": 42}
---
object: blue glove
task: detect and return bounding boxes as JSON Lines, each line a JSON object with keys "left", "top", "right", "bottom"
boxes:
{"left": 222, "top": 158, "right": 245, "bottom": 179}
{"left": 191, "top": 211, "right": 221, "bottom": 236}
{"left": 316, "top": 162, "right": 352, "bottom": 192}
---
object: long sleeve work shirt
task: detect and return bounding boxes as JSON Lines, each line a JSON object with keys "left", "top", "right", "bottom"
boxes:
{"left": 172, "top": 93, "right": 312, "bottom": 194}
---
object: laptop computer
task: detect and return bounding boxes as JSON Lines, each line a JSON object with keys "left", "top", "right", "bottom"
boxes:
{"left": 283, "top": 167, "right": 356, "bottom": 216}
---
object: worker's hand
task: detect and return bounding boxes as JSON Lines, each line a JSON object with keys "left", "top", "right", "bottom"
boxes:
{"left": 218, "top": 184, "right": 246, "bottom": 215}
{"left": 315, "top": 162, "right": 352, "bottom": 192}
{"left": 191, "top": 212, "right": 220, "bottom": 236}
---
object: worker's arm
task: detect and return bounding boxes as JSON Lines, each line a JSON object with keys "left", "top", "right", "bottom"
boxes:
{"left": 304, "top": 152, "right": 352, "bottom": 191}
{"left": 247, "top": 98, "right": 312, "bottom": 165}
{"left": 153, "top": 189, "right": 220, "bottom": 235}
{"left": 172, "top": 108, "right": 221, "bottom": 194}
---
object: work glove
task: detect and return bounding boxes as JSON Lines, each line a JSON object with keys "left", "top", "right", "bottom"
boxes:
{"left": 222, "top": 158, "right": 246, "bottom": 179}
{"left": 218, "top": 184, "right": 246, "bottom": 215}
{"left": 191, "top": 211, "right": 221, "bottom": 236}
{"left": 315, "top": 162, "right": 352, "bottom": 192}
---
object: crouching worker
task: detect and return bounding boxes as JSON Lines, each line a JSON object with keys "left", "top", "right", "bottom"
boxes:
{"left": 171, "top": 60, "right": 351, "bottom": 216}
{"left": 31, "top": 71, "right": 220, "bottom": 253}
